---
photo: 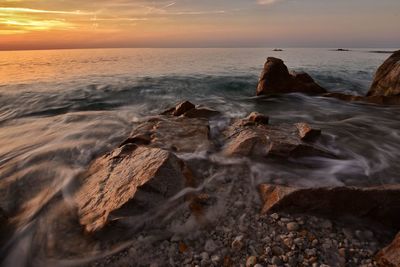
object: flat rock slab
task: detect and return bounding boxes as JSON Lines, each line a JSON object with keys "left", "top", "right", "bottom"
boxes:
{"left": 259, "top": 184, "right": 400, "bottom": 228}
{"left": 75, "top": 145, "right": 188, "bottom": 232}
{"left": 121, "top": 116, "right": 212, "bottom": 153}
{"left": 223, "top": 118, "right": 329, "bottom": 159}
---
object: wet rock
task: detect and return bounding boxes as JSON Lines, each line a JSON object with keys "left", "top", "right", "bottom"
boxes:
{"left": 162, "top": 101, "right": 220, "bottom": 119}
{"left": 258, "top": 184, "right": 400, "bottom": 227}
{"left": 223, "top": 118, "right": 332, "bottom": 159}
{"left": 256, "top": 57, "right": 327, "bottom": 96}
{"left": 367, "top": 50, "right": 400, "bottom": 97}
{"left": 295, "top": 123, "right": 321, "bottom": 141}
{"left": 122, "top": 116, "right": 212, "bottom": 153}
{"left": 323, "top": 92, "right": 400, "bottom": 105}
{"left": 75, "top": 145, "right": 190, "bottom": 232}
{"left": 376, "top": 232, "right": 400, "bottom": 267}
{"left": 246, "top": 112, "right": 269, "bottom": 125}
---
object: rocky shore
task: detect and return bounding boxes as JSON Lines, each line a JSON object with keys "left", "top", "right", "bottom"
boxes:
{"left": 1, "top": 50, "right": 400, "bottom": 267}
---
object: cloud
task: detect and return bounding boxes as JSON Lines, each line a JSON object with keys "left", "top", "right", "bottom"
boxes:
{"left": 0, "top": 7, "right": 92, "bottom": 15}
{"left": 257, "top": 0, "right": 282, "bottom": 5}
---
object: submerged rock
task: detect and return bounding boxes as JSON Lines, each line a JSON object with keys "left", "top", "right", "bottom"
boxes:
{"left": 258, "top": 184, "right": 400, "bottom": 227}
{"left": 367, "top": 50, "right": 400, "bottom": 97}
{"left": 75, "top": 145, "right": 191, "bottom": 232}
{"left": 376, "top": 232, "right": 400, "bottom": 267}
{"left": 256, "top": 57, "right": 327, "bottom": 96}
{"left": 223, "top": 115, "right": 330, "bottom": 159}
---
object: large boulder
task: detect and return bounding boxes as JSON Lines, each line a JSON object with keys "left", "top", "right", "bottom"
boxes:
{"left": 367, "top": 50, "right": 400, "bottom": 97}
{"left": 376, "top": 232, "right": 400, "bottom": 267}
{"left": 256, "top": 57, "right": 327, "bottom": 96}
{"left": 223, "top": 115, "right": 329, "bottom": 159}
{"left": 259, "top": 184, "right": 400, "bottom": 228}
{"left": 74, "top": 145, "right": 192, "bottom": 232}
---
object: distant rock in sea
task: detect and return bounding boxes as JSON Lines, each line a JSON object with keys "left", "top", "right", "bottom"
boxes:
{"left": 256, "top": 57, "right": 327, "bottom": 96}
{"left": 273, "top": 48, "right": 283, "bottom": 51}
{"left": 335, "top": 48, "right": 350, "bottom": 51}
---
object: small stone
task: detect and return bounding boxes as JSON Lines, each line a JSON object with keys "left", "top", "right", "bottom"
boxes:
{"left": 287, "top": 222, "right": 300, "bottom": 231}
{"left": 271, "top": 246, "right": 284, "bottom": 256}
{"left": 338, "top": 248, "right": 346, "bottom": 257}
{"left": 271, "top": 256, "right": 282, "bottom": 265}
{"left": 271, "top": 213, "right": 280, "bottom": 220}
{"left": 254, "top": 264, "right": 264, "bottom": 267}
{"left": 246, "top": 256, "right": 257, "bottom": 267}
{"left": 231, "top": 235, "right": 244, "bottom": 250}
{"left": 204, "top": 239, "right": 217, "bottom": 253}
{"left": 283, "top": 238, "right": 293, "bottom": 248}
{"left": 211, "top": 255, "right": 221, "bottom": 264}
{"left": 200, "top": 252, "right": 209, "bottom": 261}
{"left": 305, "top": 248, "right": 317, "bottom": 257}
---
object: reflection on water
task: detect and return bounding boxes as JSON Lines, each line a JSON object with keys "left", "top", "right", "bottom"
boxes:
{"left": 0, "top": 48, "right": 399, "bottom": 266}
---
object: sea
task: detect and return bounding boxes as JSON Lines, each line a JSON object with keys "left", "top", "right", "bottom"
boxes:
{"left": 0, "top": 47, "right": 399, "bottom": 266}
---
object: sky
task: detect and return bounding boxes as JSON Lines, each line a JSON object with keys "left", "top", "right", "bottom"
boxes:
{"left": 0, "top": 0, "right": 399, "bottom": 50}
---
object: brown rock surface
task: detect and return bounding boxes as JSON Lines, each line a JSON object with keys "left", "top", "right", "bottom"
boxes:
{"left": 246, "top": 112, "right": 269, "bottom": 125}
{"left": 376, "top": 232, "right": 400, "bottom": 267}
{"left": 295, "top": 122, "right": 321, "bottom": 141}
{"left": 367, "top": 50, "right": 400, "bottom": 97}
{"left": 122, "top": 116, "right": 212, "bottom": 153}
{"left": 223, "top": 117, "right": 330, "bottom": 159}
{"left": 259, "top": 184, "right": 400, "bottom": 227}
{"left": 75, "top": 145, "right": 189, "bottom": 232}
{"left": 256, "top": 57, "right": 327, "bottom": 96}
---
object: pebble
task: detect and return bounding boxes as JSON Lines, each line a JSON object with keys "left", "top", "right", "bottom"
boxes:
{"left": 287, "top": 222, "right": 300, "bottom": 231}
{"left": 246, "top": 256, "right": 257, "bottom": 267}
{"left": 272, "top": 246, "right": 284, "bottom": 256}
{"left": 232, "top": 235, "right": 244, "bottom": 250}
{"left": 211, "top": 255, "right": 221, "bottom": 264}
{"left": 271, "top": 256, "right": 282, "bottom": 265}
{"left": 204, "top": 239, "right": 217, "bottom": 253}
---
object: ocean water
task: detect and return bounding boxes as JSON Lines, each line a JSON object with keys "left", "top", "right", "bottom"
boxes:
{"left": 0, "top": 48, "right": 399, "bottom": 265}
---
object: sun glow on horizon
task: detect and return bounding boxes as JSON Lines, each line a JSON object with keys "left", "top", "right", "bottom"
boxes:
{"left": 0, "top": 0, "right": 399, "bottom": 50}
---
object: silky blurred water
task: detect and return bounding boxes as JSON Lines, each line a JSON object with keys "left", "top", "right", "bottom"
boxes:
{"left": 0, "top": 48, "right": 399, "bottom": 266}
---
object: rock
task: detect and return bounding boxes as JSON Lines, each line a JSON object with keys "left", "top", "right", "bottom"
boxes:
{"left": 271, "top": 256, "right": 282, "bottom": 265}
{"left": 295, "top": 123, "right": 321, "bottom": 141}
{"left": 211, "top": 255, "right": 221, "bottom": 264}
{"left": 323, "top": 92, "right": 400, "bottom": 105}
{"left": 122, "top": 116, "right": 212, "bottom": 153}
{"left": 204, "top": 239, "right": 218, "bottom": 253}
{"left": 258, "top": 184, "right": 400, "bottom": 227}
{"left": 246, "top": 112, "right": 269, "bottom": 125}
{"left": 287, "top": 222, "right": 300, "bottom": 231}
{"left": 200, "top": 252, "right": 209, "bottom": 260}
{"left": 0, "top": 207, "right": 7, "bottom": 240}
{"left": 376, "top": 232, "right": 400, "bottom": 267}
{"left": 183, "top": 107, "right": 221, "bottom": 119}
{"left": 74, "top": 145, "right": 190, "bottom": 232}
{"left": 256, "top": 57, "right": 327, "bottom": 96}
{"left": 246, "top": 256, "right": 257, "bottom": 267}
{"left": 367, "top": 50, "right": 400, "bottom": 97}
{"left": 231, "top": 235, "right": 244, "bottom": 250}
{"left": 223, "top": 117, "right": 332, "bottom": 159}
{"left": 271, "top": 245, "right": 284, "bottom": 256}
{"left": 162, "top": 101, "right": 220, "bottom": 119}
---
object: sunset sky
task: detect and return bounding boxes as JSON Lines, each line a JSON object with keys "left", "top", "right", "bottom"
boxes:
{"left": 0, "top": 0, "right": 399, "bottom": 50}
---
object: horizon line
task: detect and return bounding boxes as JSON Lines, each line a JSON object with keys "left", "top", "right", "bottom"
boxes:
{"left": 0, "top": 46, "right": 398, "bottom": 53}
